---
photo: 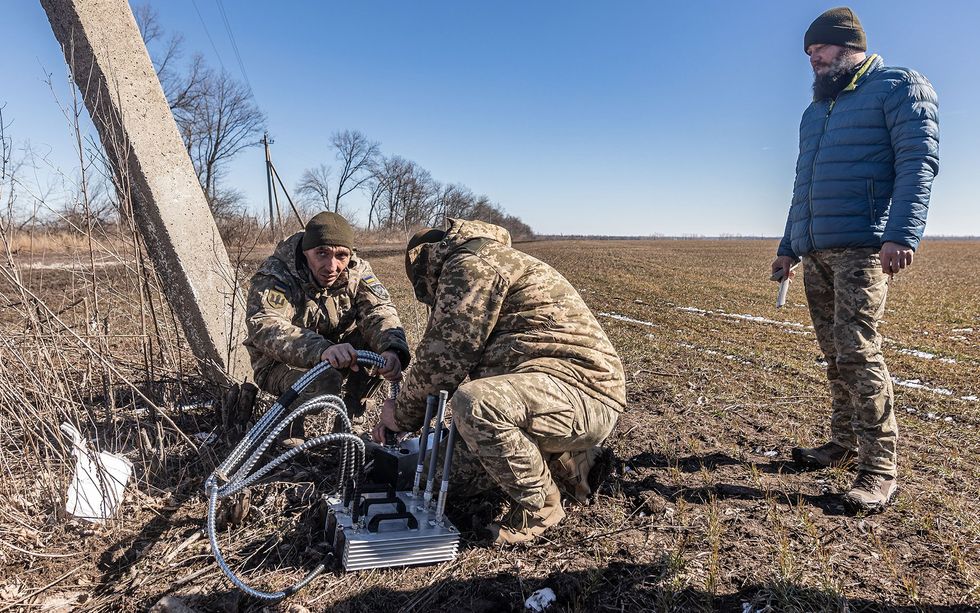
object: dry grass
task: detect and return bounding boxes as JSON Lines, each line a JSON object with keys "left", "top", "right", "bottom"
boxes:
{"left": 0, "top": 237, "right": 978, "bottom": 612}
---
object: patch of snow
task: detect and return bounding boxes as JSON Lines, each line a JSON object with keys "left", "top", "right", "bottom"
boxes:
{"left": 961, "top": 395, "right": 979, "bottom": 402}
{"left": 763, "top": 450, "right": 778, "bottom": 458}
{"left": 892, "top": 377, "right": 954, "bottom": 397}
{"left": 784, "top": 328, "right": 812, "bottom": 336}
{"left": 22, "top": 259, "right": 129, "bottom": 271}
{"left": 951, "top": 327, "right": 973, "bottom": 333}
{"left": 598, "top": 312, "right": 659, "bottom": 328}
{"left": 676, "top": 305, "right": 809, "bottom": 329}
{"left": 897, "top": 348, "right": 957, "bottom": 364}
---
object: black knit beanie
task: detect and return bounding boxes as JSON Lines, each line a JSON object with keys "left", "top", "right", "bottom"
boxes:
{"left": 301, "top": 211, "right": 355, "bottom": 251}
{"left": 804, "top": 7, "right": 866, "bottom": 54}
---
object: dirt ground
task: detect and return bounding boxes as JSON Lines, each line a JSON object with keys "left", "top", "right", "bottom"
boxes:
{"left": 1, "top": 238, "right": 977, "bottom": 612}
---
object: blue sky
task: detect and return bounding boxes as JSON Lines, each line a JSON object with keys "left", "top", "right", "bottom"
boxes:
{"left": 3, "top": 1, "right": 977, "bottom": 236}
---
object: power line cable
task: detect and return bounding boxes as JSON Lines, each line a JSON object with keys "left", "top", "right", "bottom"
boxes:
{"left": 189, "top": 0, "right": 226, "bottom": 72}
{"left": 214, "top": 0, "right": 255, "bottom": 95}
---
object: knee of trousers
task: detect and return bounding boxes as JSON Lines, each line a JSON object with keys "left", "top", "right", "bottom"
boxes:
{"left": 451, "top": 381, "right": 514, "bottom": 445}
{"left": 292, "top": 368, "right": 343, "bottom": 405}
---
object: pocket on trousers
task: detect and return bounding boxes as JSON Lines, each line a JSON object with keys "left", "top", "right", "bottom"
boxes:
{"left": 528, "top": 406, "right": 576, "bottom": 440}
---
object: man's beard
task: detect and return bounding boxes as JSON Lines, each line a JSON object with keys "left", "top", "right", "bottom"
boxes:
{"left": 812, "top": 51, "right": 862, "bottom": 101}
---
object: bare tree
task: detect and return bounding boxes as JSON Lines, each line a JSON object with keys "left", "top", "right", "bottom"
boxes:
{"left": 434, "top": 182, "right": 475, "bottom": 226}
{"left": 330, "top": 130, "right": 379, "bottom": 212}
{"left": 135, "top": 5, "right": 206, "bottom": 118}
{"left": 179, "top": 69, "right": 266, "bottom": 211}
{"left": 367, "top": 155, "right": 439, "bottom": 232}
{"left": 136, "top": 4, "right": 265, "bottom": 220}
{"left": 296, "top": 164, "right": 330, "bottom": 214}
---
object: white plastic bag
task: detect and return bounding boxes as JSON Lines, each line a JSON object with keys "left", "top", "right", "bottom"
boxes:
{"left": 525, "top": 587, "right": 556, "bottom": 611}
{"left": 60, "top": 423, "right": 132, "bottom": 523}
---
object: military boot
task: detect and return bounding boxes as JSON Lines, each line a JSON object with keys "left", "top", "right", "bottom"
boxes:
{"left": 549, "top": 446, "right": 611, "bottom": 504}
{"left": 342, "top": 370, "right": 384, "bottom": 419}
{"left": 843, "top": 470, "right": 898, "bottom": 513}
{"left": 490, "top": 486, "right": 566, "bottom": 546}
{"left": 791, "top": 441, "right": 857, "bottom": 469}
{"left": 278, "top": 419, "right": 307, "bottom": 450}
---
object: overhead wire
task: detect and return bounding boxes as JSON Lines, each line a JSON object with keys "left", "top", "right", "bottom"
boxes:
{"left": 189, "top": 0, "right": 227, "bottom": 73}
{"left": 214, "top": 0, "right": 255, "bottom": 96}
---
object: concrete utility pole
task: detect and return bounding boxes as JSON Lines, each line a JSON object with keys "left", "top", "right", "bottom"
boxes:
{"left": 41, "top": 0, "right": 251, "bottom": 384}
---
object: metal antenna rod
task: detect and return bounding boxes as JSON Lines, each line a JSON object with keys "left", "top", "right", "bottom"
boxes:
{"left": 412, "top": 395, "right": 437, "bottom": 499}
{"left": 422, "top": 390, "right": 447, "bottom": 512}
{"left": 434, "top": 421, "right": 458, "bottom": 525}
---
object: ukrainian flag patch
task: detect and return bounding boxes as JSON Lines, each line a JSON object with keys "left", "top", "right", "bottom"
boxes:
{"left": 361, "top": 274, "right": 390, "bottom": 300}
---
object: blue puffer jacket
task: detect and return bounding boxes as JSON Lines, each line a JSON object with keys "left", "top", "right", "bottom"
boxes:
{"left": 778, "top": 54, "right": 939, "bottom": 259}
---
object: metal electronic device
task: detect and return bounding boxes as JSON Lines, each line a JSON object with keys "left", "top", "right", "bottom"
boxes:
{"left": 205, "top": 353, "right": 460, "bottom": 601}
{"left": 326, "top": 390, "right": 461, "bottom": 572}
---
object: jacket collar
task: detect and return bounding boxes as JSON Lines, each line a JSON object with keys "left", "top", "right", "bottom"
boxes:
{"left": 842, "top": 53, "right": 881, "bottom": 93}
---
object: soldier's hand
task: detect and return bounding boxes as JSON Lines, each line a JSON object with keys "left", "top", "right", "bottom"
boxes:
{"left": 378, "top": 351, "right": 402, "bottom": 381}
{"left": 321, "top": 343, "right": 359, "bottom": 371}
{"left": 771, "top": 255, "right": 797, "bottom": 282}
{"left": 880, "top": 241, "right": 914, "bottom": 277}
{"left": 380, "top": 398, "right": 400, "bottom": 431}
{"left": 371, "top": 399, "right": 403, "bottom": 443}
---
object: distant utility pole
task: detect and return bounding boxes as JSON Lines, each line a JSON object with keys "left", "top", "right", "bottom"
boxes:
{"left": 263, "top": 133, "right": 280, "bottom": 239}
{"left": 41, "top": 0, "right": 251, "bottom": 384}
{"left": 264, "top": 133, "right": 306, "bottom": 238}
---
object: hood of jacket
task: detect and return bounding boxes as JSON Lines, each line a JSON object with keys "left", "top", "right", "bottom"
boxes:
{"left": 405, "top": 219, "right": 512, "bottom": 306}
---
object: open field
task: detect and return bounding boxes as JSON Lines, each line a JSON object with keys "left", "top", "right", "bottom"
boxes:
{"left": 1, "top": 238, "right": 978, "bottom": 612}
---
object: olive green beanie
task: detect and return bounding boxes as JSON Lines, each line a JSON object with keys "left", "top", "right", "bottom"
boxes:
{"left": 804, "top": 7, "right": 866, "bottom": 54}
{"left": 301, "top": 211, "right": 355, "bottom": 251}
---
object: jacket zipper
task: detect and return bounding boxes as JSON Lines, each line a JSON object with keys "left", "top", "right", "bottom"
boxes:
{"left": 868, "top": 178, "right": 876, "bottom": 222}
{"left": 807, "top": 98, "right": 835, "bottom": 249}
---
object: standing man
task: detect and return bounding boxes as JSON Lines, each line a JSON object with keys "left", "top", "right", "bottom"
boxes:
{"left": 773, "top": 7, "right": 939, "bottom": 512}
{"left": 245, "top": 212, "right": 410, "bottom": 445}
{"left": 372, "top": 219, "right": 626, "bottom": 545}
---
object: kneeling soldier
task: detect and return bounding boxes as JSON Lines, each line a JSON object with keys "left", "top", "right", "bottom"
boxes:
{"left": 245, "top": 212, "right": 410, "bottom": 446}
{"left": 372, "top": 219, "right": 626, "bottom": 545}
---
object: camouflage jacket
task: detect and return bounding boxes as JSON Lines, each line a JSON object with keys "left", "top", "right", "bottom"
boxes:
{"left": 395, "top": 219, "right": 626, "bottom": 431}
{"left": 244, "top": 232, "right": 410, "bottom": 385}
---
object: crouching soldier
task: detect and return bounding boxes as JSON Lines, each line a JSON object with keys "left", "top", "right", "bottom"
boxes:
{"left": 245, "top": 212, "right": 410, "bottom": 446}
{"left": 371, "top": 219, "right": 626, "bottom": 545}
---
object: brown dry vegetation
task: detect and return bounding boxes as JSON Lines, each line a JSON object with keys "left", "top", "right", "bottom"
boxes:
{"left": 0, "top": 237, "right": 978, "bottom": 612}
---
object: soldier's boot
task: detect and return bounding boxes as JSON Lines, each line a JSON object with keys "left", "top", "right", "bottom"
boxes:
{"left": 843, "top": 470, "right": 898, "bottom": 513}
{"left": 490, "top": 485, "right": 566, "bottom": 547}
{"left": 342, "top": 370, "right": 385, "bottom": 423}
{"left": 549, "top": 446, "right": 612, "bottom": 505}
{"left": 279, "top": 419, "right": 307, "bottom": 450}
{"left": 791, "top": 441, "right": 857, "bottom": 469}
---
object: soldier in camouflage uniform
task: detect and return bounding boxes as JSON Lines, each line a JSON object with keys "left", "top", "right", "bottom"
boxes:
{"left": 370, "top": 219, "right": 626, "bottom": 545}
{"left": 245, "top": 212, "right": 410, "bottom": 445}
{"left": 773, "top": 8, "right": 938, "bottom": 512}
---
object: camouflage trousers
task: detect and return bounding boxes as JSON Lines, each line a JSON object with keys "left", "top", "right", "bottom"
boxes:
{"left": 447, "top": 372, "right": 619, "bottom": 512}
{"left": 803, "top": 247, "right": 897, "bottom": 476}
{"left": 252, "top": 331, "right": 383, "bottom": 430}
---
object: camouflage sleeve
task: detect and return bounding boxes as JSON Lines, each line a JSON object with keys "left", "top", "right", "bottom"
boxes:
{"left": 245, "top": 273, "right": 332, "bottom": 368}
{"left": 393, "top": 253, "right": 508, "bottom": 432}
{"left": 353, "top": 261, "right": 411, "bottom": 368}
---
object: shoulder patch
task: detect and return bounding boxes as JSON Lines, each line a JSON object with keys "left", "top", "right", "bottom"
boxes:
{"left": 263, "top": 287, "right": 289, "bottom": 309}
{"left": 361, "top": 273, "right": 390, "bottom": 300}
